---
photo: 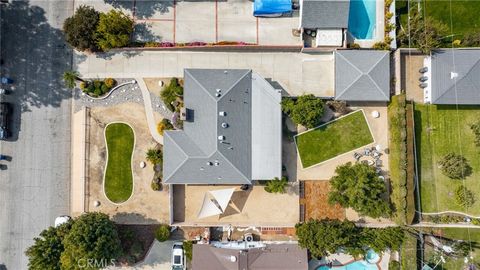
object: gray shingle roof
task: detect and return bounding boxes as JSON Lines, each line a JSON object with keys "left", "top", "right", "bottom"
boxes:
{"left": 301, "top": 0, "right": 350, "bottom": 29}
{"left": 163, "top": 69, "right": 281, "bottom": 185}
{"left": 192, "top": 244, "right": 308, "bottom": 270}
{"left": 335, "top": 50, "right": 390, "bottom": 101}
{"left": 431, "top": 49, "right": 480, "bottom": 104}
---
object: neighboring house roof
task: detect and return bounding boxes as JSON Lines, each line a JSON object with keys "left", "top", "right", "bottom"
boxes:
{"left": 301, "top": 0, "right": 350, "bottom": 29}
{"left": 431, "top": 49, "right": 480, "bottom": 104}
{"left": 163, "top": 69, "right": 282, "bottom": 185}
{"left": 335, "top": 50, "right": 390, "bottom": 101}
{"left": 192, "top": 244, "right": 308, "bottom": 270}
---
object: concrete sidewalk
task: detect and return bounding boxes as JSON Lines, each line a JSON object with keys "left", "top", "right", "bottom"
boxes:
{"left": 75, "top": 50, "right": 335, "bottom": 97}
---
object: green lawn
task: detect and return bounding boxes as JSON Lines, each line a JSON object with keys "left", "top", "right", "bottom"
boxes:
{"left": 424, "top": 0, "right": 480, "bottom": 38}
{"left": 414, "top": 104, "right": 480, "bottom": 215}
{"left": 104, "top": 123, "right": 135, "bottom": 203}
{"left": 295, "top": 110, "right": 374, "bottom": 168}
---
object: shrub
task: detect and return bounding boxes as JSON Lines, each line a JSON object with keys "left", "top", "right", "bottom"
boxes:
{"left": 264, "top": 177, "right": 288, "bottom": 194}
{"left": 63, "top": 5, "right": 100, "bottom": 52}
{"left": 184, "top": 241, "right": 193, "bottom": 262}
{"left": 463, "top": 32, "right": 480, "bottom": 47}
{"left": 438, "top": 153, "right": 472, "bottom": 179}
{"left": 388, "top": 261, "right": 400, "bottom": 270}
{"left": 146, "top": 148, "right": 163, "bottom": 165}
{"left": 157, "top": 119, "right": 174, "bottom": 135}
{"left": 385, "top": 12, "right": 394, "bottom": 20}
{"left": 348, "top": 43, "right": 361, "bottom": 49}
{"left": 373, "top": 41, "right": 390, "bottom": 50}
{"left": 79, "top": 81, "right": 87, "bottom": 90}
{"left": 161, "top": 78, "right": 183, "bottom": 112}
{"left": 151, "top": 181, "right": 162, "bottom": 191}
{"left": 455, "top": 186, "right": 475, "bottom": 208}
{"left": 104, "top": 78, "right": 116, "bottom": 88}
{"left": 101, "top": 83, "right": 109, "bottom": 94}
{"left": 470, "top": 121, "right": 480, "bottom": 146}
{"left": 93, "top": 88, "right": 102, "bottom": 97}
{"left": 281, "top": 94, "right": 324, "bottom": 129}
{"left": 155, "top": 224, "right": 170, "bottom": 242}
{"left": 96, "top": 10, "right": 134, "bottom": 51}
{"left": 326, "top": 100, "right": 350, "bottom": 115}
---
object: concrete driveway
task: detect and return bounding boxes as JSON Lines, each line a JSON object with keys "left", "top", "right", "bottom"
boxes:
{"left": 75, "top": 50, "right": 334, "bottom": 97}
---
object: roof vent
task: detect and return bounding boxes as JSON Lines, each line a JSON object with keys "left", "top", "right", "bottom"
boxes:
{"left": 224, "top": 70, "right": 228, "bottom": 74}
{"left": 218, "top": 135, "right": 225, "bottom": 141}
{"left": 215, "top": 93, "right": 221, "bottom": 97}
{"left": 230, "top": 256, "right": 237, "bottom": 262}
{"left": 200, "top": 167, "right": 204, "bottom": 171}
{"left": 206, "top": 161, "right": 213, "bottom": 166}
{"left": 216, "top": 88, "right": 221, "bottom": 93}
{"left": 214, "top": 161, "right": 220, "bottom": 166}
{"left": 221, "top": 122, "right": 228, "bottom": 128}
{"left": 219, "top": 111, "right": 226, "bottom": 116}
{"left": 451, "top": 72, "right": 458, "bottom": 79}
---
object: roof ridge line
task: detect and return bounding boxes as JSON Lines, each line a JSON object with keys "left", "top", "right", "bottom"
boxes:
{"left": 217, "top": 69, "right": 252, "bottom": 101}
{"left": 335, "top": 52, "right": 362, "bottom": 98}
{"left": 216, "top": 151, "right": 251, "bottom": 183}
{"left": 185, "top": 69, "right": 218, "bottom": 102}
{"left": 436, "top": 56, "right": 480, "bottom": 102}
{"left": 163, "top": 132, "right": 189, "bottom": 182}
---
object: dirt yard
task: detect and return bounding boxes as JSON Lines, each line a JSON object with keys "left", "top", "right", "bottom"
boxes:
{"left": 86, "top": 103, "right": 170, "bottom": 224}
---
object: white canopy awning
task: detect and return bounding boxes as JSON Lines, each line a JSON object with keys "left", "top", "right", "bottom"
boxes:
{"left": 197, "top": 188, "right": 236, "bottom": 219}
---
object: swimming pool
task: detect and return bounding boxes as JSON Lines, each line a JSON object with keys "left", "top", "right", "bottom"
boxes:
{"left": 348, "top": 0, "right": 376, "bottom": 39}
{"left": 317, "top": 261, "right": 379, "bottom": 270}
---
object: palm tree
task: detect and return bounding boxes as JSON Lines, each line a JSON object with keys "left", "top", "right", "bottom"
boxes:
{"left": 62, "top": 70, "right": 83, "bottom": 89}
{"left": 146, "top": 148, "right": 162, "bottom": 165}
{"left": 264, "top": 176, "right": 288, "bottom": 194}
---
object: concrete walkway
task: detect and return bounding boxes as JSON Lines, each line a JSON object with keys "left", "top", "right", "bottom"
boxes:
{"left": 136, "top": 78, "right": 163, "bottom": 144}
{"left": 74, "top": 50, "right": 335, "bottom": 97}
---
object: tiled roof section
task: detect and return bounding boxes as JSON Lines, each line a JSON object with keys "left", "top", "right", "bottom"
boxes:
{"left": 431, "top": 49, "right": 480, "bottom": 104}
{"left": 335, "top": 50, "right": 390, "bottom": 101}
{"left": 301, "top": 0, "right": 350, "bottom": 29}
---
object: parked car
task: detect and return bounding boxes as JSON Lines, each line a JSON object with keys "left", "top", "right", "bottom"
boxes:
{"left": 172, "top": 242, "right": 185, "bottom": 270}
{"left": 0, "top": 102, "right": 11, "bottom": 140}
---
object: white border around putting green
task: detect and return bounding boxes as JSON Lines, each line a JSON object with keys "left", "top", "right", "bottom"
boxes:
{"left": 294, "top": 109, "right": 375, "bottom": 170}
{"left": 102, "top": 121, "right": 136, "bottom": 206}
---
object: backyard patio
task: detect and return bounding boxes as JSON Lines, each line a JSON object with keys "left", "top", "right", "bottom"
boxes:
{"left": 172, "top": 184, "right": 300, "bottom": 226}
{"left": 297, "top": 105, "right": 389, "bottom": 181}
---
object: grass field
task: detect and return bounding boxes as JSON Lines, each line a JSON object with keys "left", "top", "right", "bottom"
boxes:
{"left": 414, "top": 104, "right": 480, "bottom": 215}
{"left": 104, "top": 123, "right": 135, "bottom": 203}
{"left": 397, "top": 0, "right": 480, "bottom": 38}
{"left": 295, "top": 110, "right": 373, "bottom": 168}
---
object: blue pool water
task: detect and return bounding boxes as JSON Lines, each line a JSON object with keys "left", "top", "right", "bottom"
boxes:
{"left": 317, "top": 261, "right": 379, "bottom": 270}
{"left": 348, "top": 0, "right": 376, "bottom": 39}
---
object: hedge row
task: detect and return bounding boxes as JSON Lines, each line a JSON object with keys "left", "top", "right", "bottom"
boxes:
{"left": 405, "top": 103, "right": 416, "bottom": 224}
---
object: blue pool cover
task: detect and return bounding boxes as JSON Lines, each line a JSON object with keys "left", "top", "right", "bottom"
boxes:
{"left": 253, "top": 0, "right": 292, "bottom": 16}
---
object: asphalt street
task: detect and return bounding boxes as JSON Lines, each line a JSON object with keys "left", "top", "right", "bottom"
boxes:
{"left": 0, "top": 0, "right": 73, "bottom": 269}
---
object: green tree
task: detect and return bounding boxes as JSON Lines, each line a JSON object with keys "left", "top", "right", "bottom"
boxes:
{"left": 160, "top": 78, "right": 183, "bottom": 112}
{"left": 183, "top": 241, "right": 193, "bottom": 262}
{"left": 146, "top": 148, "right": 163, "bottom": 165}
{"left": 96, "top": 10, "right": 134, "bottom": 51}
{"left": 438, "top": 153, "right": 472, "bottom": 179}
{"left": 63, "top": 5, "right": 100, "bottom": 52}
{"left": 25, "top": 222, "right": 73, "bottom": 270}
{"left": 455, "top": 186, "right": 475, "bottom": 208}
{"left": 63, "top": 70, "right": 83, "bottom": 89}
{"left": 281, "top": 94, "right": 324, "bottom": 129}
{"left": 397, "top": 9, "right": 448, "bottom": 54}
{"left": 359, "top": 227, "right": 405, "bottom": 253}
{"left": 295, "top": 219, "right": 360, "bottom": 258}
{"left": 328, "top": 162, "right": 392, "bottom": 218}
{"left": 60, "top": 212, "right": 122, "bottom": 270}
{"left": 155, "top": 224, "right": 171, "bottom": 242}
{"left": 463, "top": 32, "right": 480, "bottom": 47}
{"left": 264, "top": 176, "right": 288, "bottom": 194}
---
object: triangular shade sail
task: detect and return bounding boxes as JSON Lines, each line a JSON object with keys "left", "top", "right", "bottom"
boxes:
{"left": 197, "top": 188, "right": 236, "bottom": 219}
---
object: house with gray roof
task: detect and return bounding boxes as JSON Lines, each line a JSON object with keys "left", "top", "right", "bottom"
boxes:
{"left": 424, "top": 49, "right": 480, "bottom": 104}
{"left": 163, "top": 69, "right": 282, "bottom": 185}
{"left": 299, "top": 0, "right": 350, "bottom": 47}
{"left": 192, "top": 243, "right": 308, "bottom": 270}
{"left": 334, "top": 50, "right": 390, "bottom": 101}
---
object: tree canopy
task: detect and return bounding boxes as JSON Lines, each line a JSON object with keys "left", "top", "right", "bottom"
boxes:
{"left": 60, "top": 212, "right": 122, "bottom": 269}
{"left": 63, "top": 5, "right": 100, "bottom": 52}
{"left": 25, "top": 221, "right": 73, "bottom": 270}
{"left": 295, "top": 219, "right": 405, "bottom": 258}
{"left": 96, "top": 10, "right": 134, "bottom": 51}
{"left": 397, "top": 9, "right": 448, "bottom": 54}
{"left": 455, "top": 186, "right": 475, "bottom": 208}
{"left": 438, "top": 153, "right": 472, "bottom": 179}
{"left": 328, "top": 162, "right": 391, "bottom": 218}
{"left": 281, "top": 94, "right": 324, "bottom": 129}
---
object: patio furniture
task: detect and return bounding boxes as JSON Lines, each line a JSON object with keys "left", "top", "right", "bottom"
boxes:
{"left": 375, "top": 159, "right": 382, "bottom": 167}
{"left": 371, "top": 111, "right": 380, "bottom": 118}
{"left": 367, "top": 160, "right": 375, "bottom": 166}
{"left": 419, "top": 76, "right": 428, "bottom": 82}
{"left": 353, "top": 152, "right": 362, "bottom": 161}
{"left": 375, "top": 144, "right": 382, "bottom": 152}
{"left": 419, "top": 82, "right": 428, "bottom": 88}
{"left": 364, "top": 148, "right": 371, "bottom": 156}
{"left": 419, "top": 66, "right": 428, "bottom": 73}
